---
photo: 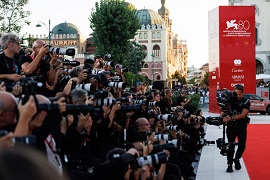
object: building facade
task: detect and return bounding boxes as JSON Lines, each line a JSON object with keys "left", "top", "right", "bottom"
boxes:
{"left": 134, "top": 0, "right": 188, "bottom": 85}
{"left": 229, "top": 0, "right": 270, "bottom": 74}
{"left": 30, "top": 22, "right": 86, "bottom": 61}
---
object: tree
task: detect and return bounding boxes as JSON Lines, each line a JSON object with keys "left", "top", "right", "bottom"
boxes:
{"left": 89, "top": 0, "right": 141, "bottom": 66}
{"left": 188, "top": 77, "right": 196, "bottom": 85}
{"left": 125, "top": 72, "right": 149, "bottom": 87}
{"left": 172, "top": 70, "right": 186, "bottom": 85}
{"left": 0, "top": 0, "right": 31, "bottom": 34}
{"left": 201, "top": 72, "right": 209, "bottom": 86}
{"left": 123, "top": 41, "right": 147, "bottom": 73}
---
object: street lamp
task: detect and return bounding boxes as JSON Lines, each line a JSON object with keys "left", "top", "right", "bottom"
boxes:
{"left": 151, "top": 52, "right": 155, "bottom": 84}
{"left": 36, "top": 19, "right": 51, "bottom": 44}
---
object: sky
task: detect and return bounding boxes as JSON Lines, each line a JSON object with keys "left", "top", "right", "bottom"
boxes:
{"left": 20, "top": 0, "right": 228, "bottom": 68}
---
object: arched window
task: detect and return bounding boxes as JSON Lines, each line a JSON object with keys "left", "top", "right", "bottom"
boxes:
{"left": 139, "top": 33, "right": 143, "bottom": 39}
{"left": 152, "top": 32, "right": 157, "bottom": 39}
{"left": 157, "top": 32, "right": 161, "bottom": 38}
{"left": 144, "top": 63, "right": 148, "bottom": 68}
{"left": 142, "top": 45, "right": 147, "bottom": 51}
{"left": 144, "top": 32, "right": 148, "bottom": 39}
{"left": 152, "top": 45, "right": 160, "bottom": 57}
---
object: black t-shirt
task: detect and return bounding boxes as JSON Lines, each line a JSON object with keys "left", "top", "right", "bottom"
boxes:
{"left": 230, "top": 96, "right": 250, "bottom": 125}
{"left": 176, "top": 95, "right": 185, "bottom": 106}
{"left": 0, "top": 52, "right": 21, "bottom": 91}
{"left": 19, "top": 55, "right": 49, "bottom": 78}
{"left": 0, "top": 52, "right": 21, "bottom": 75}
{"left": 152, "top": 80, "right": 164, "bottom": 91}
{"left": 19, "top": 55, "right": 50, "bottom": 95}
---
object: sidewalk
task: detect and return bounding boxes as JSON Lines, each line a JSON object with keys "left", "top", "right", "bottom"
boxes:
{"left": 196, "top": 107, "right": 250, "bottom": 180}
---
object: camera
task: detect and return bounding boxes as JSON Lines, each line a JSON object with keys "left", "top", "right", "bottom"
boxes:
{"left": 206, "top": 116, "right": 223, "bottom": 126}
{"left": 48, "top": 45, "right": 75, "bottom": 56}
{"left": 152, "top": 143, "right": 176, "bottom": 152}
{"left": 156, "top": 114, "right": 172, "bottom": 122}
{"left": 104, "top": 61, "right": 114, "bottom": 67}
{"left": 0, "top": 130, "right": 36, "bottom": 146}
{"left": 136, "top": 151, "right": 169, "bottom": 167}
{"left": 62, "top": 59, "right": 80, "bottom": 67}
{"left": 107, "top": 81, "right": 127, "bottom": 89}
{"left": 148, "top": 101, "right": 159, "bottom": 107}
{"left": 75, "top": 83, "right": 96, "bottom": 93}
{"left": 94, "top": 90, "right": 109, "bottom": 99}
{"left": 110, "top": 75, "right": 121, "bottom": 82}
{"left": 155, "top": 133, "right": 171, "bottom": 142}
{"left": 121, "top": 104, "right": 141, "bottom": 111}
{"left": 95, "top": 98, "right": 116, "bottom": 107}
{"left": 166, "top": 139, "right": 181, "bottom": 148}
{"left": 92, "top": 68, "right": 105, "bottom": 75}
{"left": 183, "top": 111, "right": 191, "bottom": 118}
{"left": 116, "top": 97, "right": 130, "bottom": 104}
{"left": 103, "top": 54, "right": 111, "bottom": 61}
{"left": 133, "top": 100, "right": 147, "bottom": 105}
{"left": 216, "top": 88, "right": 238, "bottom": 116}
{"left": 166, "top": 125, "right": 180, "bottom": 131}
{"left": 216, "top": 138, "right": 235, "bottom": 156}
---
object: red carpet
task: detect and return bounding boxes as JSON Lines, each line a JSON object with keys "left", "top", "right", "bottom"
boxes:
{"left": 243, "top": 124, "right": 270, "bottom": 180}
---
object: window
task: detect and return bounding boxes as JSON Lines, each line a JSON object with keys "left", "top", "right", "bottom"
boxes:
{"left": 142, "top": 45, "right": 147, "bottom": 51}
{"left": 152, "top": 32, "right": 156, "bottom": 39}
{"left": 144, "top": 32, "right": 148, "bottom": 39}
{"left": 152, "top": 45, "right": 160, "bottom": 57}
{"left": 157, "top": 32, "right": 161, "bottom": 38}
{"left": 139, "top": 33, "right": 143, "bottom": 39}
{"left": 144, "top": 64, "right": 148, "bottom": 68}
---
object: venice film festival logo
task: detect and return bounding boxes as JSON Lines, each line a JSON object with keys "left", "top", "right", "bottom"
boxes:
{"left": 223, "top": 19, "right": 251, "bottom": 37}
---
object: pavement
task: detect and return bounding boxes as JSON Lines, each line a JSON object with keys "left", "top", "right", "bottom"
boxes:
{"left": 194, "top": 107, "right": 270, "bottom": 180}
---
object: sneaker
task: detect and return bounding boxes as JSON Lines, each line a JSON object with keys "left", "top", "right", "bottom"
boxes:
{"left": 234, "top": 158, "right": 241, "bottom": 170}
{"left": 226, "top": 164, "right": 233, "bottom": 173}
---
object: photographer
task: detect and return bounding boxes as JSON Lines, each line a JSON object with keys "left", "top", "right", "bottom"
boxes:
{"left": 19, "top": 40, "right": 58, "bottom": 95}
{"left": 160, "top": 89, "right": 173, "bottom": 114}
{"left": 0, "top": 33, "right": 23, "bottom": 94}
{"left": 222, "top": 84, "right": 250, "bottom": 173}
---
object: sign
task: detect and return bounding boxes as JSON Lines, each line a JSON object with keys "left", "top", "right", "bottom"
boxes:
{"left": 44, "top": 40, "right": 78, "bottom": 46}
{"left": 208, "top": 6, "right": 256, "bottom": 113}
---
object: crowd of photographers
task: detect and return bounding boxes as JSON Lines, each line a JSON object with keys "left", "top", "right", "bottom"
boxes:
{"left": 0, "top": 33, "right": 207, "bottom": 180}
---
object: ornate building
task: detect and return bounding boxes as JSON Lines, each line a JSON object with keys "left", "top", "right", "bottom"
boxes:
{"left": 229, "top": 0, "right": 270, "bottom": 74}
{"left": 133, "top": 0, "right": 188, "bottom": 85}
{"left": 30, "top": 22, "right": 86, "bottom": 61}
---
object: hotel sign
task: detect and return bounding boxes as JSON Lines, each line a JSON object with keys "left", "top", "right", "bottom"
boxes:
{"left": 44, "top": 40, "right": 78, "bottom": 46}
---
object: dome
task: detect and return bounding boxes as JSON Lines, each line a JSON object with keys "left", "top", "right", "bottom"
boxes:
{"left": 136, "top": 9, "right": 163, "bottom": 26}
{"left": 51, "top": 22, "right": 81, "bottom": 34}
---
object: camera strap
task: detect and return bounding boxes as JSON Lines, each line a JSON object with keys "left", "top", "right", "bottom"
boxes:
{"left": 29, "top": 54, "right": 41, "bottom": 76}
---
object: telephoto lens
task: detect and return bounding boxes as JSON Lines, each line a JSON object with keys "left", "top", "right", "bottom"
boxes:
{"left": 75, "top": 83, "right": 95, "bottom": 93}
{"left": 155, "top": 134, "right": 170, "bottom": 142}
{"left": 137, "top": 151, "right": 169, "bottom": 167}
{"left": 107, "top": 81, "right": 127, "bottom": 89}
{"left": 166, "top": 125, "right": 180, "bottom": 131}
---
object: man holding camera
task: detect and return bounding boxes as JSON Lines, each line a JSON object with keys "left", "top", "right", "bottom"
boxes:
{"left": 223, "top": 84, "right": 250, "bottom": 173}
{"left": 19, "top": 40, "right": 57, "bottom": 95}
